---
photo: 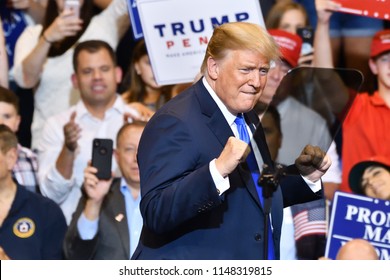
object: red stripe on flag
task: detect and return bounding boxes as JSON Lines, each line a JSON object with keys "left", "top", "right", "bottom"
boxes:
{"left": 293, "top": 211, "right": 327, "bottom": 240}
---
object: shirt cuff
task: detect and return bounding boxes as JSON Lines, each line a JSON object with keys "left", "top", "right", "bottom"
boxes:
{"left": 301, "top": 175, "right": 322, "bottom": 193}
{"left": 209, "top": 159, "right": 230, "bottom": 195}
{"left": 77, "top": 213, "right": 99, "bottom": 240}
{"left": 48, "top": 166, "right": 76, "bottom": 186}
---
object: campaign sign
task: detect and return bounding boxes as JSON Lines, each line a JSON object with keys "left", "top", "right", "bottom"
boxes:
{"left": 338, "top": 0, "right": 390, "bottom": 20}
{"left": 127, "top": 0, "right": 143, "bottom": 39}
{"left": 325, "top": 191, "right": 390, "bottom": 260}
{"left": 137, "top": 0, "right": 264, "bottom": 85}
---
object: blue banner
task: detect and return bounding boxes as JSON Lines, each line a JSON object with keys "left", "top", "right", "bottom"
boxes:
{"left": 127, "top": 0, "right": 143, "bottom": 39}
{"left": 326, "top": 191, "right": 390, "bottom": 260}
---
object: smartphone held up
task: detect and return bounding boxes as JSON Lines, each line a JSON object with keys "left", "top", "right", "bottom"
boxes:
{"left": 64, "top": 0, "right": 80, "bottom": 19}
{"left": 297, "top": 27, "right": 314, "bottom": 56}
{"left": 91, "top": 138, "right": 113, "bottom": 180}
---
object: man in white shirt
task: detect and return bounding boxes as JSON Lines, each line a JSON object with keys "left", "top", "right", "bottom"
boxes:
{"left": 37, "top": 40, "right": 138, "bottom": 224}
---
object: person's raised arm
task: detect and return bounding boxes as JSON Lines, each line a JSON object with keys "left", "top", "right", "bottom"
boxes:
{"left": 55, "top": 111, "right": 81, "bottom": 180}
{"left": 20, "top": 10, "right": 83, "bottom": 88}
{"left": 313, "top": 0, "right": 341, "bottom": 68}
{"left": 82, "top": 164, "right": 112, "bottom": 221}
{"left": 312, "top": 1, "right": 351, "bottom": 114}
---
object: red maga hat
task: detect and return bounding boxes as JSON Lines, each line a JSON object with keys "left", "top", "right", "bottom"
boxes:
{"left": 370, "top": 29, "right": 390, "bottom": 58}
{"left": 268, "top": 29, "right": 302, "bottom": 68}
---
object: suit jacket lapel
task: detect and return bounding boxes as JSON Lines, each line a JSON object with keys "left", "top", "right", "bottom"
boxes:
{"left": 195, "top": 80, "right": 234, "bottom": 146}
{"left": 108, "top": 179, "right": 130, "bottom": 259}
{"left": 243, "top": 110, "right": 274, "bottom": 209}
{"left": 246, "top": 111, "right": 274, "bottom": 169}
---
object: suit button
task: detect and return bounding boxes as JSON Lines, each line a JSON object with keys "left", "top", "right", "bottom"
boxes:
{"left": 254, "top": 233, "right": 262, "bottom": 241}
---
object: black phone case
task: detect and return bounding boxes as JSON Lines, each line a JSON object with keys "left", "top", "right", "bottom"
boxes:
{"left": 297, "top": 27, "right": 314, "bottom": 44}
{"left": 91, "top": 138, "right": 113, "bottom": 180}
{"left": 297, "top": 27, "right": 314, "bottom": 56}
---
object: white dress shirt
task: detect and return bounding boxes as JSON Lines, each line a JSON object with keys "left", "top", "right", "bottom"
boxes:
{"left": 202, "top": 78, "right": 320, "bottom": 196}
{"left": 37, "top": 95, "right": 138, "bottom": 224}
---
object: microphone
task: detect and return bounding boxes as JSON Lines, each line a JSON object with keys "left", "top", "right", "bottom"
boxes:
{"left": 258, "top": 163, "right": 286, "bottom": 199}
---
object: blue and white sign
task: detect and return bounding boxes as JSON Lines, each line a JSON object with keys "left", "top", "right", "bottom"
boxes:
{"left": 127, "top": 0, "right": 144, "bottom": 39}
{"left": 325, "top": 191, "right": 390, "bottom": 260}
{"left": 137, "top": 0, "right": 264, "bottom": 85}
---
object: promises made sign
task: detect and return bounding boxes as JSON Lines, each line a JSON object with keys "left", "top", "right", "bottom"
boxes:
{"left": 325, "top": 191, "right": 390, "bottom": 260}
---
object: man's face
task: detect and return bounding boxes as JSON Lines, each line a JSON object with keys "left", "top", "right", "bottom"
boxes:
{"left": 72, "top": 49, "right": 122, "bottom": 107}
{"left": 361, "top": 166, "right": 390, "bottom": 200}
{"left": 369, "top": 52, "right": 390, "bottom": 90}
{"left": 115, "top": 126, "right": 143, "bottom": 185}
{"left": 0, "top": 102, "right": 20, "bottom": 133}
{"left": 208, "top": 49, "right": 270, "bottom": 114}
{"left": 259, "top": 60, "right": 291, "bottom": 106}
{"left": 0, "top": 147, "right": 17, "bottom": 181}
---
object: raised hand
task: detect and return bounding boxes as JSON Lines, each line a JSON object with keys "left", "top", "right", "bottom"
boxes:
{"left": 82, "top": 163, "right": 113, "bottom": 221}
{"left": 295, "top": 144, "right": 332, "bottom": 182}
{"left": 63, "top": 111, "right": 81, "bottom": 152}
{"left": 83, "top": 164, "right": 112, "bottom": 203}
{"left": 316, "top": 0, "right": 341, "bottom": 24}
{"left": 298, "top": 53, "right": 314, "bottom": 66}
{"left": 125, "top": 102, "right": 155, "bottom": 122}
{"left": 215, "top": 136, "right": 250, "bottom": 178}
{"left": 42, "top": 9, "right": 83, "bottom": 43}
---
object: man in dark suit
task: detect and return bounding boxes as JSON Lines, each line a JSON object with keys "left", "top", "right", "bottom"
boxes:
{"left": 133, "top": 22, "right": 331, "bottom": 260}
{"left": 63, "top": 121, "right": 146, "bottom": 259}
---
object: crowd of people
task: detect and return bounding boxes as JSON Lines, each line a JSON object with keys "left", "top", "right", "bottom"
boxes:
{"left": 0, "top": 0, "right": 389, "bottom": 260}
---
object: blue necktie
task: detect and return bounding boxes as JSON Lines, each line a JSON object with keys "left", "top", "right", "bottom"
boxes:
{"left": 234, "top": 113, "right": 275, "bottom": 260}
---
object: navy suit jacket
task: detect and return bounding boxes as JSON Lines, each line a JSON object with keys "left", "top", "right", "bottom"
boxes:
{"left": 132, "top": 79, "right": 322, "bottom": 260}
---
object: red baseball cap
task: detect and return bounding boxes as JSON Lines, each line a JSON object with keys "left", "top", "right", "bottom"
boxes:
{"left": 268, "top": 29, "right": 302, "bottom": 68}
{"left": 370, "top": 29, "right": 390, "bottom": 58}
{"left": 349, "top": 156, "right": 390, "bottom": 195}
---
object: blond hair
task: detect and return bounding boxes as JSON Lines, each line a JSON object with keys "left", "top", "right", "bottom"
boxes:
{"left": 200, "top": 22, "right": 280, "bottom": 74}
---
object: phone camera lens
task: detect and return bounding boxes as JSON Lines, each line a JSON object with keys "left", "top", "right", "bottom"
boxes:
{"left": 99, "top": 147, "right": 107, "bottom": 155}
{"left": 94, "top": 140, "right": 100, "bottom": 147}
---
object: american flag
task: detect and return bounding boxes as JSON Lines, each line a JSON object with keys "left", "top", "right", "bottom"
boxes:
{"left": 291, "top": 200, "right": 327, "bottom": 241}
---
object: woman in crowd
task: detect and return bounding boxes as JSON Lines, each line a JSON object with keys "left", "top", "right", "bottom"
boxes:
{"left": 266, "top": 1, "right": 313, "bottom": 66}
{"left": 121, "top": 39, "right": 173, "bottom": 112}
{"left": 13, "top": 0, "right": 129, "bottom": 150}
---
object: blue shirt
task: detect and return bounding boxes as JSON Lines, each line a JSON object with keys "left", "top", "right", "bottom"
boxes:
{"left": 77, "top": 178, "right": 142, "bottom": 258}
